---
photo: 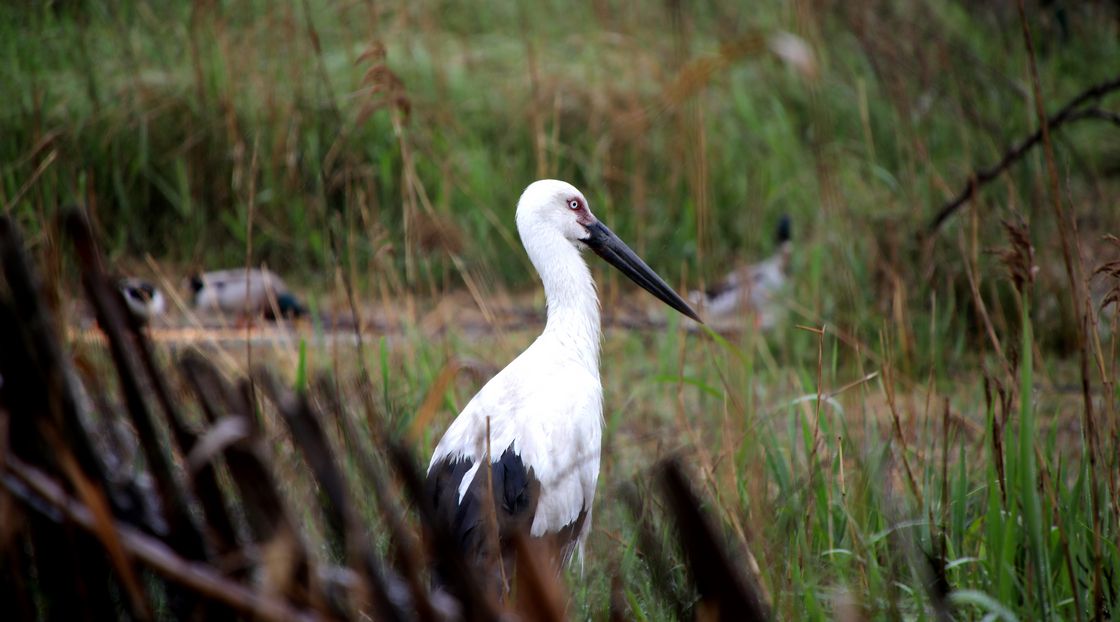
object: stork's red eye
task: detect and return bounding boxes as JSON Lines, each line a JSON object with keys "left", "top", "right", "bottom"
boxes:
{"left": 568, "top": 199, "right": 581, "bottom": 210}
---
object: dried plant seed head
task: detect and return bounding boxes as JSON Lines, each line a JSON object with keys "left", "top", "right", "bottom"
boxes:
{"left": 1094, "top": 234, "right": 1120, "bottom": 312}
{"left": 996, "top": 217, "right": 1037, "bottom": 292}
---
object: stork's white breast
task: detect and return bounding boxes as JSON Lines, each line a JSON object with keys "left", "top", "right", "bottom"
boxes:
{"left": 428, "top": 338, "right": 603, "bottom": 537}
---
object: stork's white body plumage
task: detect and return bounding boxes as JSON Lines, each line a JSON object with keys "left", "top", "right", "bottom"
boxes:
{"left": 425, "top": 180, "right": 698, "bottom": 591}
{"left": 428, "top": 334, "right": 603, "bottom": 542}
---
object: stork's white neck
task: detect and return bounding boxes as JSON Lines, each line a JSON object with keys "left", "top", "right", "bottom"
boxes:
{"left": 522, "top": 231, "right": 602, "bottom": 374}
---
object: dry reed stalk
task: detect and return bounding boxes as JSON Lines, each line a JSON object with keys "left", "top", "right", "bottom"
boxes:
{"left": 1090, "top": 236, "right": 1120, "bottom": 534}
{"left": 957, "top": 227, "right": 1014, "bottom": 384}
{"left": 3, "top": 456, "right": 321, "bottom": 622}
{"left": 65, "top": 211, "right": 211, "bottom": 570}
{"left": 2, "top": 149, "right": 58, "bottom": 213}
{"left": 691, "top": 342, "right": 773, "bottom": 608}
{"left": 386, "top": 441, "right": 504, "bottom": 620}
{"left": 53, "top": 435, "right": 153, "bottom": 621}
{"left": 658, "top": 459, "right": 770, "bottom": 621}
{"left": 937, "top": 398, "right": 950, "bottom": 584}
{"left": 263, "top": 372, "right": 415, "bottom": 619}
{"left": 1033, "top": 445, "right": 1085, "bottom": 622}
{"left": 331, "top": 398, "right": 446, "bottom": 622}
{"left": 798, "top": 325, "right": 828, "bottom": 533}
{"left": 926, "top": 75, "right": 1120, "bottom": 235}
{"left": 620, "top": 481, "right": 692, "bottom": 621}
{"left": 1014, "top": 2, "right": 1104, "bottom": 616}
{"left": 407, "top": 358, "right": 464, "bottom": 442}
{"left": 675, "top": 332, "right": 765, "bottom": 603}
{"left": 510, "top": 532, "right": 566, "bottom": 622}
{"left": 481, "top": 416, "right": 509, "bottom": 598}
{"left": 880, "top": 333, "right": 924, "bottom": 509}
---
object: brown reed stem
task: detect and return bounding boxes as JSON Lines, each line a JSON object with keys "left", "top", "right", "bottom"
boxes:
{"left": 3, "top": 456, "right": 320, "bottom": 622}
{"left": 1015, "top": 2, "right": 1104, "bottom": 617}
{"left": 926, "top": 76, "right": 1120, "bottom": 235}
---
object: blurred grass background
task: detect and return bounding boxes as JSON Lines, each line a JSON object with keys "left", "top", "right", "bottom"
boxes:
{"left": 4, "top": 0, "right": 1120, "bottom": 619}
{"left": 5, "top": 1, "right": 1116, "bottom": 340}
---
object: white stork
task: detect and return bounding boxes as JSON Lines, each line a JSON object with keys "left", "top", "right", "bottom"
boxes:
{"left": 425, "top": 179, "right": 699, "bottom": 593}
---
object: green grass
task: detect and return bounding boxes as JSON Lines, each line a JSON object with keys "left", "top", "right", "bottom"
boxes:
{"left": 270, "top": 291, "right": 1112, "bottom": 620}
{"left": 7, "top": 0, "right": 1120, "bottom": 619}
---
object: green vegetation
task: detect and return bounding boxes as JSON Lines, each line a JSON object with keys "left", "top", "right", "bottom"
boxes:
{"left": 5, "top": 0, "right": 1120, "bottom": 619}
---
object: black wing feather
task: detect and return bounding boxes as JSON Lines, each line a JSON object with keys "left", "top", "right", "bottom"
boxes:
{"left": 426, "top": 447, "right": 539, "bottom": 593}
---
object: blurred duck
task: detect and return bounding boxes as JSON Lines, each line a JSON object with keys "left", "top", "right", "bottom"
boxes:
{"left": 117, "top": 278, "right": 166, "bottom": 325}
{"left": 690, "top": 215, "right": 792, "bottom": 330}
{"left": 190, "top": 268, "right": 306, "bottom": 320}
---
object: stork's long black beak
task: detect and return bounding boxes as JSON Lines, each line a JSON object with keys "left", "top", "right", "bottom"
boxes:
{"left": 584, "top": 221, "right": 701, "bottom": 323}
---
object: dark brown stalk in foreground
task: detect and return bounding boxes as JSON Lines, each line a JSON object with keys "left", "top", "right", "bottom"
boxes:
{"left": 0, "top": 215, "right": 136, "bottom": 619}
{"left": 314, "top": 376, "right": 450, "bottom": 622}
{"left": 658, "top": 459, "right": 770, "bottom": 621}
{"left": 386, "top": 441, "right": 505, "bottom": 622}
{"left": 620, "top": 482, "right": 692, "bottom": 621}
{"left": 63, "top": 210, "right": 211, "bottom": 567}
{"left": 3, "top": 456, "right": 320, "bottom": 622}
{"left": 258, "top": 371, "right": 414, "bottom": 622}
{"left": 178, "top": 356, "right": 318, "bottom": 608}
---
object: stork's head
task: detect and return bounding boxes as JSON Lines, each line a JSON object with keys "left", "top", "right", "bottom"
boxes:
{"left": 516, "top": 179, "right": 700, "bottom": 322}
